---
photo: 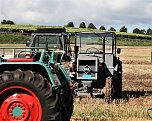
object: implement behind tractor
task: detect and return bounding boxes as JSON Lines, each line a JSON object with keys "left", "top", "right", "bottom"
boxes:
{"left": 0, "top": 28, "right": 73, "bottom": 121}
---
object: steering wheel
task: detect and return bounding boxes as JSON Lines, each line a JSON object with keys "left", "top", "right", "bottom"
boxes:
{"left": 86, "top": 47, "right": 100, "bottom": 53}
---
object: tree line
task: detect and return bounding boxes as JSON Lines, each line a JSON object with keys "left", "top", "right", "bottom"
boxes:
{"left": 66, "top": 21, "right": 152, "bottom": 35}
{"left": 1, "top": 19, "right": 152, "bottom": 35}
{"left": 1, "top": 20, "right": 15, "bottom": 25}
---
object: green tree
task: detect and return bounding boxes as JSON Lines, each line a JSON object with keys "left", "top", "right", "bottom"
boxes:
{"left": 119, "top": 26, "right": 127, "bottom": 32}
{"left": 132, "top": 28, "right": 143, "bottom": 34}
{"left": 87, "top": 23, "right": 96, "bottom": 29}
{"left": 99, "top": 26, "right": 106, "bottom": 30}
{"left": 108, "top": 27, "right": 116, "bottom": 31}
{"left": 1, "top": 20, "right": 7, "bottom": 24}
{"left": 79, "top": 22, "right": 86, "bottom": 28}
{"left": 66, "top": 22, "right": 75, "bottom": 27}
{"left": 140, "top": 29, "right": 146, "bottom": 34}
{"left": 146, "top": 28, "right": 152, "bottom": 35}
{"left": 1, "top": 19, "right": 15, "bottom": 24}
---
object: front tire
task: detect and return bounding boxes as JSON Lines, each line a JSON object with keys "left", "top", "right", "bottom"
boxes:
{"left": 105, "top": 76, "right": 114, "bottom": 103}
{"left": 114, "top": 60, "right": 122, "bottom": 98}
{"left": 0, "top": 69, "right": 61, "bottom": 121}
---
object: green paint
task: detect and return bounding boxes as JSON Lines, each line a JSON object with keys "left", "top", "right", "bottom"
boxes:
{"left": 12, "top": 107, "right": 23, "bottom": 117}
{"left": 0, "top": 47, "right": 71, "bottom": 89}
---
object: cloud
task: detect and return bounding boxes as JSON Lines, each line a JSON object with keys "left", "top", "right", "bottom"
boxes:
{"left": 0, "top": 0, "right": 151, "bottom": 29}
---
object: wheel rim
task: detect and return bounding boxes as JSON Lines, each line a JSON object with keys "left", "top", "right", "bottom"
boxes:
{"left": 0, "top": 86, "right": 42, "bottom": 121}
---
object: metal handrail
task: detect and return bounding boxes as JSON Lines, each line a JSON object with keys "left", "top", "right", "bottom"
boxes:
{"left": 0, "top": 47, "right": 65, "bottom": 64}
{"left": 0, "top": 47, "right": 46, "bottom": 56}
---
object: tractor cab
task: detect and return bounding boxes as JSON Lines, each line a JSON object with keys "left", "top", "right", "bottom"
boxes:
{"left": 72, "top": 32, "right": 122, "bottom": 101}
{"left": 74, "top": 32, "right": 118, "bottom": 77}
{"left": 26, "top": 28, "right": 71, "bottom": 62}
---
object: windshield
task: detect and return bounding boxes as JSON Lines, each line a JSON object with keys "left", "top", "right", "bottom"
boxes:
{"left": 76, "top": 33, "right": 113, "bottom": 53}
{"left": 33, "top": 35, "right": 63, "bottom": 50}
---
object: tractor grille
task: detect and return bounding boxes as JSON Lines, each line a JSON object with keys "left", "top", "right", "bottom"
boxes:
{"left": 79, "top": 60, "right": 95, "bottom": 66}
{"left": 77, "top": 60, "right": 96, "bottom": 79}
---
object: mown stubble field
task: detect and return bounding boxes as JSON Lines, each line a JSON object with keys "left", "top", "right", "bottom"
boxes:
{"left": 71, "top": 46, "right": 152, "bottom": 121}
{"left": 0, "top": 45, "right": 151, "bottom": 121}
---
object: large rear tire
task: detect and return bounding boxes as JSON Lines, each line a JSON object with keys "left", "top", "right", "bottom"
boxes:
{"left": 61, "top": 83, "right": 74, "bottom": 121}
{"left": 0, "top": 69, "right": 61, "bottom": 121}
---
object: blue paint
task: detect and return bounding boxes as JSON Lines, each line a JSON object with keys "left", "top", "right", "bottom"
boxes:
{"left": 82, "top": 74, "right": 92, "bottom": 79}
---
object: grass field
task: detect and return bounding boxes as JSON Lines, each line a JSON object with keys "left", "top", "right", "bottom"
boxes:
{"left": 71, "top": 46, "right": 152, "bottom": 121}
{"left": 0, "top": 24, "right": 152, "bottom": 43}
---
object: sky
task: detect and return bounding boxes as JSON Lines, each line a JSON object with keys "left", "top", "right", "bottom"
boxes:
{"left": 0, "top": 0, "right": 152, "bottom": 32}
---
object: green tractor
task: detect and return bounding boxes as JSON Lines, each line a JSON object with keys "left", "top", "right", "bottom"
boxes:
{"left": 26, "top": 28, "right": 72, "bottom": 61}
{"left": 0, "top": 28, "right": 73, "bottom": 121}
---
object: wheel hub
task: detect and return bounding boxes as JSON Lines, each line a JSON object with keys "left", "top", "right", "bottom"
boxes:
{"left": 7, "top": 100, "right": 28, "bottom": 120}
{"left": 12, "top": 106, "right": 23, "bottom": 117}
{"left": 0, "top": 86, "right": 42, "bottom": 121}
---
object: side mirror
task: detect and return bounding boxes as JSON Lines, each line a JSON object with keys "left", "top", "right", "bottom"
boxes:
{"left": 26, "top": 40, "right": 31, "bottom": 47}
{"left": 117, "top": 48, "right": 121, "bottom": 54}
